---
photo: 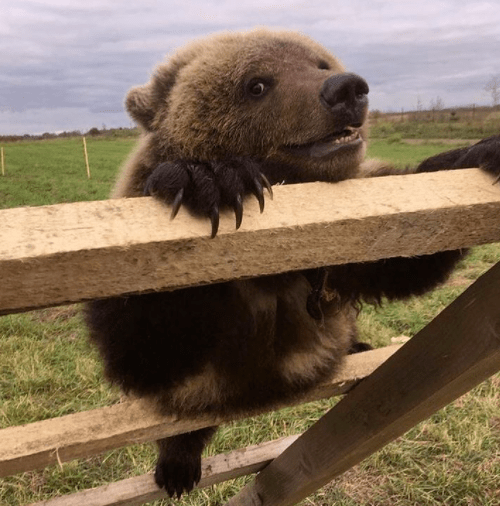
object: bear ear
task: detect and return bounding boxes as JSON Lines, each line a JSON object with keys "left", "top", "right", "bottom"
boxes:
{"left": 126, "top": 84, "right": 157, "bottom": 131}
{"left": 126, "top": 41, "right": 203, "bottom": 131}
{"left": 125, "top": 58, "right": 192, "bottom": 131}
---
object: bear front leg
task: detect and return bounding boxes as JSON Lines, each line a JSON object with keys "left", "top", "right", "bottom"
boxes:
{"left": 155, "top": 426, "right": 217, "bottom": 498}
{"left": 326, "top": 250, "right": 464, "bottom": 305}
{"left": 415, "top": 135, "right": 500, "bottom": 179}
{"left": 338, "top": 136, "right": 499, "bottom": 305}
{"left": 144, "top": 158, "right": 272, "bottom": 237}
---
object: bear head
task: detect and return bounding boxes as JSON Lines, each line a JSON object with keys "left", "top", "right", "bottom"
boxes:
{"left": 126, "top": 28, "right": 369, "bottom": 183}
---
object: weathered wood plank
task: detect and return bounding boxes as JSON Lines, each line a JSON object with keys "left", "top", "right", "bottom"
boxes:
{"left": 226, "top": 262, "right": 500, "bottom": 506}
{"left": 1, "top": 169, "right": 500, "bottom": 314}
{"left": 0, "top": 346, "right": 400, "bottom": 478}
{"left": 27, "top": 436, "right": 300, "bottom": 506}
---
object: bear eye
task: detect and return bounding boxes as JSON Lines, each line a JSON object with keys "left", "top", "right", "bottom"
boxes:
{"left": 246, "top": 78, "right": 272, "bottom": 98}
{"left": 251, "top": 82, "right": 266, "bottom": 96}
{"left": 318, "top": 60, "right": 330, "bottom": 70}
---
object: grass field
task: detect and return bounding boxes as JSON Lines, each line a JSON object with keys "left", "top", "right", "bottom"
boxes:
{"left": 370, "top": 106, "right": 500, "bottom": 140}
{"left": 0, "top": 137, "right": 135, "bottom": 208}
{"left": 1, "top": 137, "right": 499, "bottom": 505}
{"left": 0, "top": 136, "right": 473, "bottom": 210}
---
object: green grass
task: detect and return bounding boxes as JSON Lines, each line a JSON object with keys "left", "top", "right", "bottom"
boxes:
{"left": 370, "top": 116, "right": 500, "bottom": 140}
{"left": 1, "top": 139, "right": 499, "bottom": 505}
{"left": 368, "top": 139, "right": 473, "bottom": 169}
{"left": 0, "top": 137, "right": 135, "bottom": 209}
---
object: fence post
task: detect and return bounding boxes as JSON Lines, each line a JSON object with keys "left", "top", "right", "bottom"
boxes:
{"left": 82, "top": 137, "right": 90, "bottom": 179}
{"left": 1, "top": 146, "right": 4, "bottom": 176}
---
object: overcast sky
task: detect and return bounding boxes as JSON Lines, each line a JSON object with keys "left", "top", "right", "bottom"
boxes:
{"left": 1, "top": 0, "right": 499, "bottom": 135}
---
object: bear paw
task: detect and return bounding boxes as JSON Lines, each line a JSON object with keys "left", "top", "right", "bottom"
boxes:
{"left": 144, "top": 158, "right": 273, "bottom": 237}
{"left": 417, "top": 135, "right": 500, "bottom": 182}
{"left": 154, "top": 451, "right": 202, "bottom": 499}
{"left": 348, "top": 341, "right": 374, "bottom": 354}
{"left": 459, "top": 135, "right": 500, "bottom": 182}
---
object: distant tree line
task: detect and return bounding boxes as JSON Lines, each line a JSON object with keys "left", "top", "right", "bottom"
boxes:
{"left": 370, "top": 103, "right": 499, "bottom": 124}
{"left": 369, "top": 102, "right": 500, "bottom": 140}
{"left": 0, "top": 126, "right": 139, "bottom": 143}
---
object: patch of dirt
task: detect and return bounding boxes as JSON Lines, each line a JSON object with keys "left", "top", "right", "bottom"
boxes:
{"left": 29, "top": 304, "right": 80, "bottom": 323}
{"left": 28, "top": 470, "right": 47, "bottom": 494}
{"left": 391, "top": 335, "right": 410, "bottom": 344}
{"left": 489, "top": 417, "right": 500, "bottom": 434}
{"left": 403, "top": 139, "right": 479, "bottom": 145}
{"left": 321, "top": 466, "right": 390, "bottom": 504}
{"left": 445, "top": 276, "right": 473, "bottom": 288}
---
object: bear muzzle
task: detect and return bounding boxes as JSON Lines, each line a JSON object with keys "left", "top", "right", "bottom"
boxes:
{"left": 320, "top": 72, "right": 369, "bottom": 137}
{"left": 320, "top": 72, "right": 369, "bottom": 115}
{"left": 283, "top": 126, "right": 364, "bottom": 159}
{"left": 281, "top": 72, "right": 368, "bottom": 160}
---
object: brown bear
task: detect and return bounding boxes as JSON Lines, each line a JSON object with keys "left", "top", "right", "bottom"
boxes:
{"left": 85, "top": 28, "right": 500, "bottom": 498}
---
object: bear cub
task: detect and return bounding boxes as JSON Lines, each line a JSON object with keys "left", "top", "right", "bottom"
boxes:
{"left": 86, "top": 28, "right": 500, "bottom": 498}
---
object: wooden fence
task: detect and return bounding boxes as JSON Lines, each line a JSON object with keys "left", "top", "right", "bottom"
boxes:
{"left": 1, "top": 168, "right": 500, "bottom": 505}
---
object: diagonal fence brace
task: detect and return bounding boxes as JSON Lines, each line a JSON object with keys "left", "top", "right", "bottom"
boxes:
{"left": 227, "top": 261, "right": 500, "bottom": 505}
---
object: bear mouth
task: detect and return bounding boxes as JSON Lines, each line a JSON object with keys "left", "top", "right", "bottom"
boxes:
{"left": 283, "top": 127, "right": 363, "bottom": 158}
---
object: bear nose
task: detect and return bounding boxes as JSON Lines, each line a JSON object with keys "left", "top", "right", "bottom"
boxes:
{"left": 320, "top": 73, "right": 369, "bottom": 125}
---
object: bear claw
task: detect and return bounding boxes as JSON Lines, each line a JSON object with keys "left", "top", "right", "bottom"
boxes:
{"left": 154, "top": 460, "right": 200, "bottom": 499}
{"left": 234, "top": 194, "right": 243, "bottom": 229}
{"left": 146, "top": 160, "right": 274, "bottom": 237}
{"left": 252, "top": 178, "right": 265, "bottom": 213}
{"left": 210, "top": 205, "right": 220, "bottom": 238}
{"left": 261, "top": 173, "right": 274, "bottom": 199}
{"left": 170, "top": 188, "right": 184, "bottom": 220}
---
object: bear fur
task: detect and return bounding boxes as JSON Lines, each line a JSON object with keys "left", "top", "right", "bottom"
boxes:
{"left": 85, "top": 28, "right": 500, "bottom": 498}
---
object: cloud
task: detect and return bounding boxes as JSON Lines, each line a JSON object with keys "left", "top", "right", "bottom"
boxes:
{"left": 1, "top": 0, "right": 500, "bottom": 133}
{"left": 0, "top": 106, "right": 129, "bottom": 136}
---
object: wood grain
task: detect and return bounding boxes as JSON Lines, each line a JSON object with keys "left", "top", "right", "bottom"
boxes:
{"left": 0, "top": 346, "right": 400, "bottom": 478}
{"left": 227, "top": 261, "right": 500, "bottom": 506}
{"left": 2, "top": 169, "right": 500, "bottom": 315}
{"left": 27, "top": 436, "right": 300, "bottom": 506}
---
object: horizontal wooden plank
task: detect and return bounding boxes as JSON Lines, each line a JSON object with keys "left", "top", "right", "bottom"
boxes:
{"left": 1, "top": 169, "right": 500, "bottom": 314}
{"left": 0, "top": 345, "right": 400, "bottom": 478}
{"left": 27, "top": 435, "right": 300, "bottom": 506}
